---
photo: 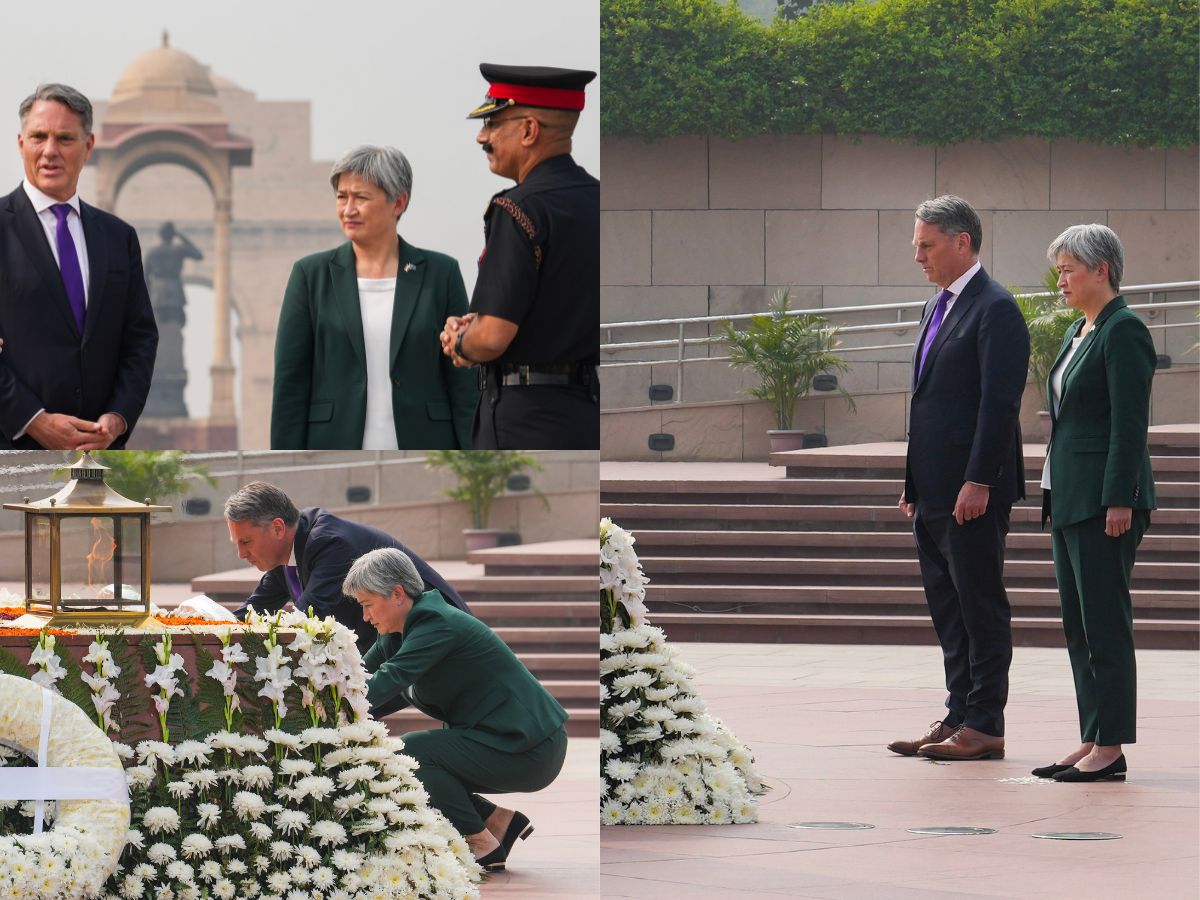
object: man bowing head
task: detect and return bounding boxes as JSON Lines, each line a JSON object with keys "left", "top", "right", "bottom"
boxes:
{"left": 0, "top": 83, "right": 158, "bottom": 449}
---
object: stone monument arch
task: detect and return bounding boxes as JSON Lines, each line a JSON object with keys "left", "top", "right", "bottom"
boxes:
{"left": 88, "top": 33, "right": 251, "bottom": 449}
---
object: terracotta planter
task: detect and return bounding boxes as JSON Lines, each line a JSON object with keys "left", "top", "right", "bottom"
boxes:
{"left": 767, "top": 429, "right": 806, "bottom": 453}
{"left": 463, "top": 528, "right": 502, "bottom": 552}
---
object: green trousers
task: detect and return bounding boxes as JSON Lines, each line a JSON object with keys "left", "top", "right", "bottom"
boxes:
{"left": 403, "top": 726, "right": 568, "bottom": 835}
{"left": 1052, "top": 510, "right": 1149, "bottom": 745}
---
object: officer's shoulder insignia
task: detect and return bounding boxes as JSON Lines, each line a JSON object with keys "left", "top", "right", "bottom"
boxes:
{"left": 491, "top": 196, "right": 542, "bottom": 271}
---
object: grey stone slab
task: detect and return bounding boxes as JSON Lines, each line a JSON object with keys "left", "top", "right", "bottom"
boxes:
{"left": 1154, "top": 304, "right": 1200, "bottom": 365}
{"left": 992, "top": 210, "right": 1109, "bottom": 286}
{"left": 710, "top": 135, "right": 822, "bottom": 209}
{"left": 600, "top": 408, "right": 664, "bottom": 461}
{"left": 1108, "top": 210, "right": 1200, "bottom": 284}
{"left": 675, "top": 357, "right": 762, "bottom": 405}
{"left": 709, "top": 285, "right": 823, "bottom": 318}
{"left": 653, "top": 210, "right": 765, "bottom": 285}
{"left": 601, "top": 210, "right": 651, "bottom": 285}
{"left": 602, "top": 285, "right": 708, "bottom": 325}
{"left": 599, "top": 362, "right": 656, "bottom": 411}
{"left": 601, "top": 136, "right": 708, "bottom": 210}
{"left": 766, "top": 210, "right": 878, "bottom": 286}
{"left": 935, "top": 138, "right": 1051, "bottom": 210}
{"left": 1153, "top": 367, "right": 1200, "bottom": 425}
{"left": 878, "top": 210, "right": 938, "bottom": 287}
{"left": 822, "top": 136, "right": 935, "bottom": 210}
{"left": 1165, "top": 147, "right": 1199, "bottom": 211}
{"left": 1050, "top": 142, "right": 1165, "bottom": 210}
{"left": 661, "top": 404, "right": 747, "bottom": 460}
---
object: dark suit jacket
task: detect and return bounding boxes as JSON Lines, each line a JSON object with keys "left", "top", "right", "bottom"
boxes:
{"left": 0, "top": 185, "right": 158, "bottom": 447}
{"left": 235, "top": 507, "right": 472, "bottom": 651}
{"left": 271, "top": 239, "right": 479, "bottom": 449}
{"left": 1041, "top": 296, "right": 1156, "bottom": 529}
{"left": 363, "top": 590, "right": 568, "bottom": 753}
{"left": 905, "top": 266, "right": 1030, "bottom": 511}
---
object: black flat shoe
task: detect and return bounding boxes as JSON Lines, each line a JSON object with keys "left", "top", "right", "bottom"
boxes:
{"left": 1053, "top": 755, "right": 1127, "bottom": 782}
{"left": 476, "top": 845, "right": 507, "bottom": 872}
{"left": 1031, "top": 763, "right": 1073, "bottom": 778}
{"left": 500, "top": 810, "right": 534, "bottom": 856}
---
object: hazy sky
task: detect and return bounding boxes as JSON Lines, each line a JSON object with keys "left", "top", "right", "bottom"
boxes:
{"left": 1, "top": 0, "right": 599, "bottom": 280}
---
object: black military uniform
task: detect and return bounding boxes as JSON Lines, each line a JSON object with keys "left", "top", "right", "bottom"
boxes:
{"left": 463, "top": 64, "right": 599, "bottom": 449}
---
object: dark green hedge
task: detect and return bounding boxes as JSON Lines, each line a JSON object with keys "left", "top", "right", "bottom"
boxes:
{"left": 601, "top": 0, "right": 1200, "bottom": 146}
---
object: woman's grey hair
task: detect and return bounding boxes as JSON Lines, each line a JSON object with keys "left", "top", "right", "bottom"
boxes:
{"left": 19, "top": 83, "right": 94, "bottom": 135}
{"left": 223, "top": 481, "right": 300, "bottom": 527}
{"left": 329, "top": 145, "right": 413, "bottom": 206}
{"left": 915, "top": 195, "right": 983, "bottom": 255}
{"left": 1047, "top": 224, "right": 1124, "bottom": 292}
{"left": 342, "top": 548, "right": 424, "bottom": 601}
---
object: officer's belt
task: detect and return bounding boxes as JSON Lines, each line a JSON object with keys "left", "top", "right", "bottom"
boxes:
{"left": 484, "top": 362, "right": 595, "bottom": 386}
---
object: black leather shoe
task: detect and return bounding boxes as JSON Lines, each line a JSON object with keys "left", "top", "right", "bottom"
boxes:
{"left": 1053, "top": 755, "right": 1127, "bottom": 782}
{"left": 476, "top": 845, "right": 507, "bottom": 871}
{"left": 500, "top": 810, "right": 534, "bottom": 856}
{"left": 1031, "top": 763, "right": 1073, "bottom": 778}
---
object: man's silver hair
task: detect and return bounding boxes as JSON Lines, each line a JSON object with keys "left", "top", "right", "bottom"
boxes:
{"left": 19, "top": 83, "right": 93, "bottom": 135}
{"left": 223, "top": 481, "right": 300, "bottom": 528}
{"left": 915, "top": 194, "right": 983, "bottom": 255}
{"left": 342, "top": 547, "right": 424, "bottom": 601}
{"left": 329, "top": 145, "right": 413, "bottom": 206}
{"left": 1047, "top": 224, "right": 1124, "bottom": 292}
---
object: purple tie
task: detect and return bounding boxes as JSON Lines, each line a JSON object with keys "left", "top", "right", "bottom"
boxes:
{"left": 284, "top": 565, "right": 302, "bottom": 600}
{"left": 50, "top": 203, "right": 86, "bottom": 337}
{"left": 917, "top": 289, "right": 952, "bottom": 376}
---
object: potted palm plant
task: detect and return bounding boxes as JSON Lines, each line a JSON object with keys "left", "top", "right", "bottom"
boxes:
{"left": 1012, "top": 268, "right": 1081, "bottom": 441}
{"left": 719, "top": 288, "right": 855, "bottom": 453}
{"left": 425, "top": 451, "right": 548, "bottom": 551}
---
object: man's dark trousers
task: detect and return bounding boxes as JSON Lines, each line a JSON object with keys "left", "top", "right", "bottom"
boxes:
{"left": 914, "top": 503, "right": 1013, "bottom": 736}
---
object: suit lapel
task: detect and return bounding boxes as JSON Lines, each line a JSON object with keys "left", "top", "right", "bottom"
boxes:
{"left": 293, "top": 510, "right": 314, "bottom": 587}
{"left": 328, "top": 243, "right": 367, "bottom": 371}
{"left": 911, "top": 295, "right": 938, "bottom": 391}
{"left": 79, "top": 201, "right": 108, "bottom": 346}
{"left": 1046, "top": 317, "right": 1085, "bottom": 427}
{"left": 914, "top": 268, "right": 983, "bottom": 391}
{"left": 6, "top": 186, "right": 79, "bottom": 338}
{"left": 1059, "top": 296, "right": 1128, "bottom": 402}
{"left": 389, "top": 240, "right": 426, "bottom": 372}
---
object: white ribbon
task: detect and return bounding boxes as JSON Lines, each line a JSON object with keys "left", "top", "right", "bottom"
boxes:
{"left": 0, "top": 690, "right": 129, "bottom": 833}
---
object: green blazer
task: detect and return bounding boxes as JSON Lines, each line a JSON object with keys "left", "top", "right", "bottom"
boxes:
{"left": 363, "top": 590, "right": 568, "bottom": 752}
{"left": 271, "top": 239, "right": 479, "bottom": 449}
{"left": 1043, "top": 296, "right": 1156, "bottom": 529}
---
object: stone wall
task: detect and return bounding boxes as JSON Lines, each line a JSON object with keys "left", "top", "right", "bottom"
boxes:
{"left": 601, "top": 134, "right": 1200, "bottom": 457}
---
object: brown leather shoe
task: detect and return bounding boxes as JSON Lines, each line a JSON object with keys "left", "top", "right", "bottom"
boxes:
{"left": 887, "top": 720, "right": 957, "bottom": 757}
{"left": 918, "top": 725, "right": 1005, "bottom": 760}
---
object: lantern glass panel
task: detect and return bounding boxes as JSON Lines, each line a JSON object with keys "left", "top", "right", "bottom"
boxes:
{"left": 30, "top": 514, "right": 52, "bottom": 603}
{"left": 59, "top": 515, "right": 142, "bottom": 611}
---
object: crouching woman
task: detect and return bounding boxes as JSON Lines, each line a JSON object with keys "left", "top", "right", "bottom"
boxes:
{"left": 343, "top": 547, "right": 568, "bottom": 870}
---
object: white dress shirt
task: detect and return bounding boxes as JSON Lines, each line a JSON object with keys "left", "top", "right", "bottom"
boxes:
{"left": 1040, "top": 333, "right": 1087, "bottom": 490}
{"left": 358, "top": 277, "right": 399, "bottom": 450}
{"left": 939, "top": 260, "right": 982, "bottom": 319}
{"left": 22, "top": 179, "right": 90, "bottom": 305}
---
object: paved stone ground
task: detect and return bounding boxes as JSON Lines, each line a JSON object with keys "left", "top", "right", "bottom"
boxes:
{"left": 601, "top": 643, "right": 1199, "bottom": 899}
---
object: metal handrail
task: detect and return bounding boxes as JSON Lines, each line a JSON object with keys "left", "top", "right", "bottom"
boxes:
{"left": 600, "top": 281, "right": 1200, "bottom": 403}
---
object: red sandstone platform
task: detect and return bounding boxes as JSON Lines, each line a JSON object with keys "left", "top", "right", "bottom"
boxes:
{"left": 600, "top": 643, "right": 1199, "bottom": 899}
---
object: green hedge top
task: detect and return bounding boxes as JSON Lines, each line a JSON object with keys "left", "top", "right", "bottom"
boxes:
{"left": 601, "top": 0, "right": 1200, "bottom": 146}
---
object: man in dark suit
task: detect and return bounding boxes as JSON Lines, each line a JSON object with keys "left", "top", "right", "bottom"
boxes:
{"left": 888, "top": 195, "right": 1030, "bottom": 761}
{"left": 225, "top": 481, "right": 471, "bottom": 653}
{"left": 0, "top": 83, "right": 157, "bottom": 449}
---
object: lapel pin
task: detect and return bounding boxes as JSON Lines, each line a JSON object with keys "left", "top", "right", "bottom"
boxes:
{"left": 403, "top": 263, "right": 416, "bottom": 273}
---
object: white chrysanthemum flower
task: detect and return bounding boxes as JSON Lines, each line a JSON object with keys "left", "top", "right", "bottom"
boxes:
{"left": 278, "top": 758, "right": 316, "bottom": 777}
{"left": 604, "top": 759, "right": 638, "bottom": 781}
{"left": 179, "top": 833, "right": 214, "bottom": 859}
{"left": 275, "top": 809, "right": 310, "bottom": 835}
{"left": 143, "top": 807, "right": 182, "bottom": 835}
{"left": 248, "top": 821, "right": 273, "bottom": 842}
{"left": 269, "top": 840, "right": 292, "bottom": 861}
{"left": 147, "top": 842, "right": 177, "bottom": 864}
{"left": 232, "top": 791, "right": 267, "bottom": 820}
{"left": 215, "top": 834, "right": 247, "bottom": 853}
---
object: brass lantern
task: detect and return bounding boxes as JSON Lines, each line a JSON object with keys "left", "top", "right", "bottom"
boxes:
{"left": 3, "top": 453, "right": 171, "bottom": 629}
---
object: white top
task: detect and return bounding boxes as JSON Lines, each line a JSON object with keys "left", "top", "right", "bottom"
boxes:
{"left": 22, "top": 179, "right": 90, "bottom": 304}
{"left": 358, "top": 277, "right": 399, "bottom": 450}
{"left": 1040, "top": 333, "right": 1087, "bottom": 490}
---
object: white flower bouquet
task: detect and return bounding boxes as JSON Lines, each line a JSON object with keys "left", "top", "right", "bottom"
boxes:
{"left": 0, "top": 612, "right": 481, "bottom": 899}
{"left": 600, "top": 520, "right": 765, "bottom": 826}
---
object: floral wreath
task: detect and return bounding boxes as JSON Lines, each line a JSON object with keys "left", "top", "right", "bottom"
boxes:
{"left": 0, "top": 672, "right": 130, "bottom": 899}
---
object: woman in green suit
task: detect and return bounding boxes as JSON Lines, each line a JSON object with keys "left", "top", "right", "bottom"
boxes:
{"left": 1035, "top": 224, "right": 1156, "bottom": 783}
{"left": 271, "top": 145, "right": 478, "bottom": 449}
{"left": 343, "top": 547, "right": 568, "bottom": 870}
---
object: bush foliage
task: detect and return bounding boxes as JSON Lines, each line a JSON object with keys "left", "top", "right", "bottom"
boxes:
{"left": 601, "top": 0, "right": 1199, "bottom": 146}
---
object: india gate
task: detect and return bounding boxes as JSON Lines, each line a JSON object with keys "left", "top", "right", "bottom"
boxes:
{"left": 78, "top": 34, "right": 343, "bottom": 449}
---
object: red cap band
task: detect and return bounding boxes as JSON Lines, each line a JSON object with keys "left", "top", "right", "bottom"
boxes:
{"left": 487, "top": 82, "right": 585, "bottom": 111}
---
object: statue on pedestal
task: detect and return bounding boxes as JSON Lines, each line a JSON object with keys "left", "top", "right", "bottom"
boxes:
{"left": 142, "top": 222, "right": 201, "bottom": 419}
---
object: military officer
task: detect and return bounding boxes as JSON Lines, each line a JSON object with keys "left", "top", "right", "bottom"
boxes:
{"left": 440, "top": 63, "right": 599, "bottom": 449}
